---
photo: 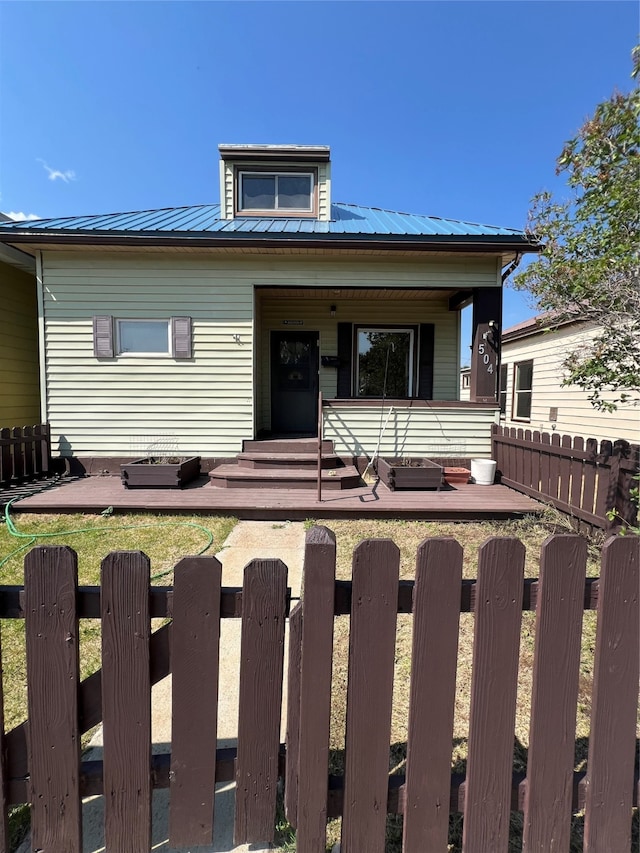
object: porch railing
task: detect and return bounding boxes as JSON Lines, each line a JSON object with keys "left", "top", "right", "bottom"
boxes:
{"left": 317, "top": 390, "right": 323, "bottom": 502}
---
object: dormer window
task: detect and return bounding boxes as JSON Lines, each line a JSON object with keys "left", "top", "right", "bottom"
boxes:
{"left": 219, "top": 145, "right": 330, "bottom": 221}
{"left": 237, "top": 170, "right": 316, "bottom": 216}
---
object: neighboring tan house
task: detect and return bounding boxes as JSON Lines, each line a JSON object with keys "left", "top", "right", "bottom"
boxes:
{"left": 0, "top": 224, "right": 40, "bottom": 425}
{"left": 0, "top": 144, "right": 539, "bottom": 468}
{"left": 499, "top": 315, "right": 640, "bottom": 444}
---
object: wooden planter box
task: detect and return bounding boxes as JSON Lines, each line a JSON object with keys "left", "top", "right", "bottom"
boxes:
{"left": 120, "top": 456, "right": 201, "bottom": 489}
{"left": 444, "top": 467, "right": 471, "bottom": 486}
{"left": 376, "top": 457, "right": 443, "bottom": 491}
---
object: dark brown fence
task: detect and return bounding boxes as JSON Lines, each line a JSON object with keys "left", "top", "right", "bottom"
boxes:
{"left": 492, "top": 424, "right": 639, "bottom": 530}
{"left": 0, "top": 424, "right": 51, "bottom": 487}
{"left": 0, "top": 531, "right": 637, "bottom": 852}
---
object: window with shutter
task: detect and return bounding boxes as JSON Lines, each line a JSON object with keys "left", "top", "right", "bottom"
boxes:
{"left": 93, "top": 316, "right": 114, "bottom": 358}
{"left": 171, "top": 316, "right": 193, "bottom": 359}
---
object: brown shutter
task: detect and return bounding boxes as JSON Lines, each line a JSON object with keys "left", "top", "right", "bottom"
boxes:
{"left": 336, "top": 322, "right": 353, "bottom": 397}
{"left": 172, "top": 317, "right": 193, "bottom": 359}
{"left": 93, "top": 315, "right": 114, "bottom": 358}
{"left": 417, "top": 323, "right": 435, "bottom": 399}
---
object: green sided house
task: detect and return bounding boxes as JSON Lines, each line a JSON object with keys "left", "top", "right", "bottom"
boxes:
{"left": 0, "top": 227, "right": 41, "bottom": 426}
{"left": 0, "top": 145, "right": 540, "bottom": 473}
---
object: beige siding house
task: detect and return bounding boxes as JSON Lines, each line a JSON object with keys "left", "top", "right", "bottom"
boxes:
{"left": 0, "top": 246, "right": 40, "bottom": 425}
{"left": 0, "top": 145, "right": 539, "bottom": 468}
{"left": 499, "top": 316, "right": 639, "bottom": 444}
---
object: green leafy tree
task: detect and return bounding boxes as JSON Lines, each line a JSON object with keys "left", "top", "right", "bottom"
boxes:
{"left": 514, "top": 49, "right": 640, "bottom": 411}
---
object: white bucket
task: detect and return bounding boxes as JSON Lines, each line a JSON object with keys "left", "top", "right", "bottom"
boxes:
{"left": 470, "top": 458, "right": 497, "bottom": 485}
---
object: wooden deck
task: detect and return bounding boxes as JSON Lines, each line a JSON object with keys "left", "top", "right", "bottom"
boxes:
{"left": 11, "top": 475, "right": 543, "bottom": 521}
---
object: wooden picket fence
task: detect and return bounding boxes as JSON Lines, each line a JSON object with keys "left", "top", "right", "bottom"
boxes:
{"left": 492, "top": 424, "right": 639, "bottom": 530}
{"left": 0, "top": 424, "right": 51, "bottom": 487}
{"left": 0, "top": 530, "right": 637, "bottom": 852}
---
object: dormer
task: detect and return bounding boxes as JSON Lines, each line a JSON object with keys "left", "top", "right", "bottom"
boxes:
{"left": 218, "top": 144, "right": 332, "bottom": 221}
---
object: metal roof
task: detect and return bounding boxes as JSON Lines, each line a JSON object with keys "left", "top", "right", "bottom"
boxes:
{"left": 0, "top": 203, "right": 531, "bottom": 242}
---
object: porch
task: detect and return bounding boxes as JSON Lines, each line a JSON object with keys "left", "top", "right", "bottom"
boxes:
{"left": 11, "top": 474, "right": 542, "bottom": 520}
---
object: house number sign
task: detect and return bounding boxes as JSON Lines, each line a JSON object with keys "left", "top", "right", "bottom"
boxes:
{"left": 478, "top": 341, "right": 495, "bottom": 374}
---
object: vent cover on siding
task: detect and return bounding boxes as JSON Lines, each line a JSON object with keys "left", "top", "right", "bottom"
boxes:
{"left": 171, "top": 316, "right": 193, "bottom": 359}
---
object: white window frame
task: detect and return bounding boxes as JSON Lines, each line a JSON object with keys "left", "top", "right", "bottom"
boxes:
{"left": 499, "top": 363, "right": 508, "bottom": 418}
{"left": 238, "top": 171, "right": 314, "bottom": 213}
{"left": 116, "top": 319, "right": 171, "bottom": 357}
{"left": 512, "top": 359, "right": 533, "bottom": 421}
{"left": 355, "top": 327, "right": 415, "bottom": 398}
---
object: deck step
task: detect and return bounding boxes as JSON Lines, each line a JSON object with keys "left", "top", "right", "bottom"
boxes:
{"left": 237, "top": 452, "right": 341, "bottom": 470}
{"left": 209, "top": 463, "right": 361, "bottom": 491}
{"left": 242, "top": 438, "right": 334, "bottom": 454}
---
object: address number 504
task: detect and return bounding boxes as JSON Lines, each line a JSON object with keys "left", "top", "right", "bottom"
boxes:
{"left": 478, "top": 342, "right": 494, "bottom": 374}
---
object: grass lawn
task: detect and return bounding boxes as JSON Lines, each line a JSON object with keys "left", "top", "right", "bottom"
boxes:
{"left": 288, "top": 513, "right": 630, "bottom": 853}
{"left": 0, "top": 509, "right": 237, "bottom": 849}
{"left": 0, "top": 510, "right": 237, "bottom": 732}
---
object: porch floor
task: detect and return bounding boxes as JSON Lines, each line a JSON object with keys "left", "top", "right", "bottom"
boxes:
{"left": 10, "top": 474, "right": 543, "bottom": 521}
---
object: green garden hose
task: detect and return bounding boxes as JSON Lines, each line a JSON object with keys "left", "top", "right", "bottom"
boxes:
{"left": 1, "top": 499, "right": 214, "bottom": 580}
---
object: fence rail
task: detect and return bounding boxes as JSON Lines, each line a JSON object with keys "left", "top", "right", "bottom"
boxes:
{"left": 492, "top": 424, "right": 639, "bottom": 529}
{"left": 0, "top": 424, "right": 51, "bottom": 487}
{"left": 0, "top": 531, "right": 637, "bottom": 852}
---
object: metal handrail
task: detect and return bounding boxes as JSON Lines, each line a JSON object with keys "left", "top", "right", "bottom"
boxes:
{"left": 317, "top": 391, "right": 323, "bottom": 502}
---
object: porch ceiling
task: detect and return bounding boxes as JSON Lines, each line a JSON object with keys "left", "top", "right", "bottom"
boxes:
{"left": 257, "top": 286, "right": 458, "bottom": 301}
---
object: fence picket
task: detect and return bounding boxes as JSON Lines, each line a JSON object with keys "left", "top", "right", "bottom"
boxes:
{"left": 22, "top": 425, "right": 34, "bottom": 479}
{"left": 558, "top": 434, "right": 572, "bottom": 505}
{"left": 584, "top": 536, "right": 639, "bottom": 851}
{"left": 594, "top": 439, "right": 613, "bottom": 521}
{"left": 532, "top": 430, "right": 541, "bottom": 493}
{"left": 581, "top": 438, "right": 598, "bottom": 517}
{"left": 101, "top": 551, "right": 151, "bottom": 852}
{"left": 169, "top": 556, "right": 222, "bottom": 846}
{"left": 285, "top": 601, "right": 303, "bottom": 829}
{"left": 25, "top": 545, "right": 81, "bottom": 852}
{"left": 403, "top": 538, "right": 462, "bottom": 852}
{"left": 548, "top": 432, "right": 561, "bottom": 500}
{"left": 341, "top": 539, "right": 399, "bottom": 853}
{"left": 11, "top": 428, "right": 23, "bottom": 481}
{"left": 540, "top": 432, "right": 551, "bottom": 498}
{"left": 524, "top": 429, "right": 533, "bottom": 488}
{"left": 523, "top": 535, "right": 587, "bottom": 851}
{"left": 234, "top": 558, "right": 288, "bottom": 844}
{"left": 462, "top": 538, "right": 525, "bottom": 853}
{"left": 0, "top": 427, "right": 10, "bottom": 486}
{"left": 296, "top": 526, "right": 336, "bottom": 853}
{"left": 515, "top": 428, "right": 524, "bottom": 487}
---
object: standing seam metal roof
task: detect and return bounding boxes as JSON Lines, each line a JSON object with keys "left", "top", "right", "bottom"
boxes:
{"left": 0, "top": 202, "right": 529, "bottom": 239}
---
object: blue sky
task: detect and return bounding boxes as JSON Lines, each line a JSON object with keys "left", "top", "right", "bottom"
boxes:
{"left": 0, "top": 0, "right": 636, "bottom": 342}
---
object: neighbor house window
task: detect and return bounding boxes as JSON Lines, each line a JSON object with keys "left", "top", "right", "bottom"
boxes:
{"left": 117, "top": 320, "right": 170, "bottom": 355}
{"left": 238, "top": 172, "right": 314, "bottom": 213}
{"left": 513, "top": 360, "right": 533, "bottom": 420}
{"left": 356, "top": 328, "right": 415, "bottom": 397}
{"left": 499, "top": 363, "right": 508, "bottom": 417}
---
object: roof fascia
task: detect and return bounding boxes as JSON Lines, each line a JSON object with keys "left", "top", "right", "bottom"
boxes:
{"left": 502, "top": 317, "right": 585, "bottom": 343}
{"left": 0, "top": 231, "right": 542, "bottom": 254}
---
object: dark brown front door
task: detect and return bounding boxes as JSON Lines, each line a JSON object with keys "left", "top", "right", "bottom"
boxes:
{"left": 270, "top": 330, "right": 319, "bottom": 434}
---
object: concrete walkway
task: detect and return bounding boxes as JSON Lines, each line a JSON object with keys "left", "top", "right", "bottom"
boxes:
{"left": 19, "top": 520, "right": 306, "bottom": 853}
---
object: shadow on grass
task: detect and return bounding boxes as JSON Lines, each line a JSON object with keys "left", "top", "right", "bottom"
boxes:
{"left": 323, "top": 737, "right": 639, "bottom": 853}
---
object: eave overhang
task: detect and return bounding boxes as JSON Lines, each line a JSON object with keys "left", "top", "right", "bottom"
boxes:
{"left": 0, "top": 229, "right": 542, "bottom": 255}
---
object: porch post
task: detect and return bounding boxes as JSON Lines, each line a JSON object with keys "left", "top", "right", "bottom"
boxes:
{"left": 470, "top": 288, "right": 501, "bottom": 403}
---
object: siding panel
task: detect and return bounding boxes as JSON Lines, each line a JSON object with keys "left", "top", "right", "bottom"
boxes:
{"left": 0, "top": 262, "right": 40, "bottom": 424}
{"left": 42, "top": 252, "right": 497, "bottom": 456}
{"left": 501, "top": 324, "right": 639, "bottom": 443}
